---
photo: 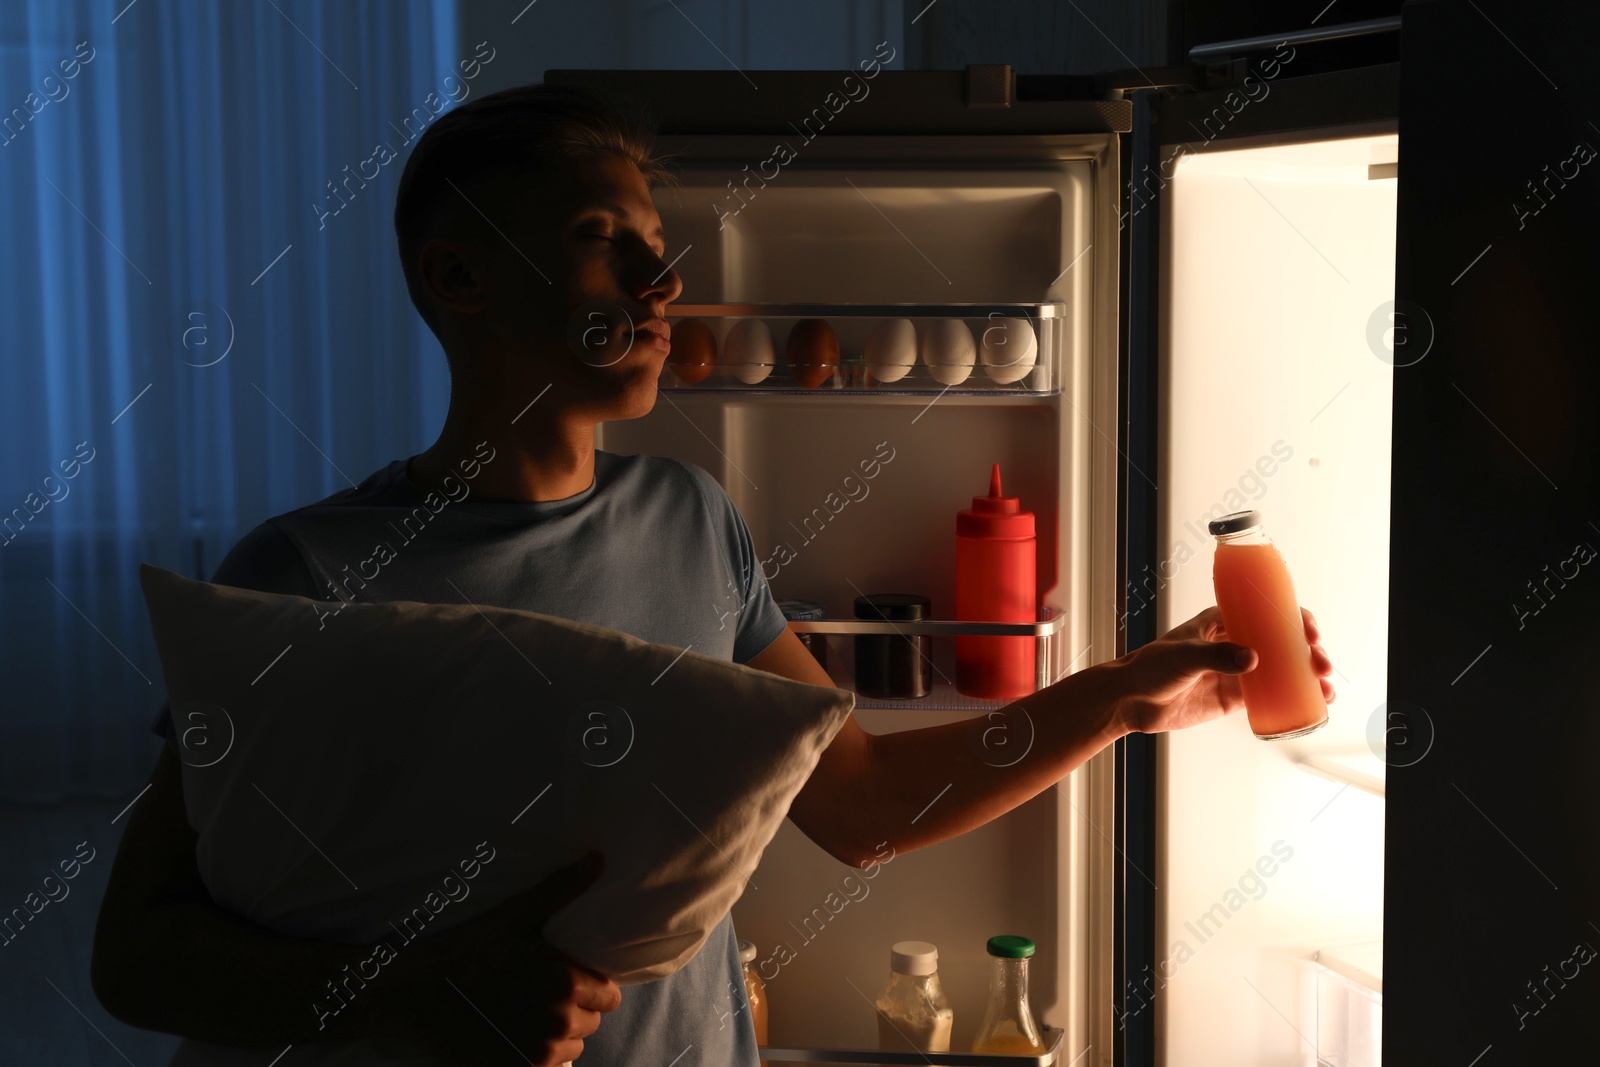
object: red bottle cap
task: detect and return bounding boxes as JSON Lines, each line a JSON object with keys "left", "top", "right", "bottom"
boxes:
{"left": 957, "top": 464, "right": 1036, "bottom": 539}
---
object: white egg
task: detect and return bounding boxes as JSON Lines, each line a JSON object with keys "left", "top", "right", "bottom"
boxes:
{"left": 920, "top": 319, "right": 975, "bottom": 386}
{"left": 979, "top": 317, "right": 1038, "bottom": 384}
{"left": 864, "top": 319, "right": 917, "bottom": 383}
{"left": 724, "top": 320, "right": 775, "bottom": 384}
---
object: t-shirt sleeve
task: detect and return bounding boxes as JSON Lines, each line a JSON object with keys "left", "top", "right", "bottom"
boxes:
{"left": 680, "top": 462, "right": 789, "bottom": 664}
{"left": 148, "top": 520, "right": 322, "bottom": 742}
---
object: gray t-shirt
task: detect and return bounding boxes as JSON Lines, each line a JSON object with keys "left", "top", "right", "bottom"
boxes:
{"left": 152, "top": 448, "right": 787, "bottom": 1066}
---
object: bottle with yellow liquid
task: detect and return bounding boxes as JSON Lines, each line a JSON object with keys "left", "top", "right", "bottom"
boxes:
{"left": 971, "top": 935, "right": 1046, "bottom": 1055}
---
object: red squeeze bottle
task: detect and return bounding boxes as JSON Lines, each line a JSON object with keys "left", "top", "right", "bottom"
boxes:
{"left": 955, "top": 464, "right": 1038, "bottom": 699}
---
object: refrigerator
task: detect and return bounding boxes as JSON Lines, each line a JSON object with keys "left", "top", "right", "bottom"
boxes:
{"left": 549, "top": 2, "right": 1600, "bottom": 1061}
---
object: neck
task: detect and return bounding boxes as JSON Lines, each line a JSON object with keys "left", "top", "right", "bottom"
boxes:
{"left": 409, "top": 388, "right": 598, "bottom": 504}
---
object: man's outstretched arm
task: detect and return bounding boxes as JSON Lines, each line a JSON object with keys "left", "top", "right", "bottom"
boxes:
{"left": 760, "top": 606, "right": 1336, "bottom": 867}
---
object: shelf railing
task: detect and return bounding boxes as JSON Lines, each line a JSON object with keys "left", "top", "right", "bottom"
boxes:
{"left": 669, "top": 302, "right": 1068, "bottom": 319}
{"left": 788, "top": 613, "right": 1069, "bottom": 638}
{"left": 790, "top": 608, "right": 1078, "bottom": 706}
{"left": 758, "top": 1025, "right": 1064, "bottom": 1064}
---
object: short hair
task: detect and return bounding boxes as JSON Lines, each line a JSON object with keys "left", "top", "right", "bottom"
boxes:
{"left": 393, "top": 82, "right": 670, "bottom": 337}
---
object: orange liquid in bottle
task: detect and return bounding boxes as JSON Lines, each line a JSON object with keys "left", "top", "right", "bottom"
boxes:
{"left": 1212, "top": 541, "right": 1327, "bottom": 739}
{"left": 972, "top": 1030, "right": 1047, "bottom": 1054}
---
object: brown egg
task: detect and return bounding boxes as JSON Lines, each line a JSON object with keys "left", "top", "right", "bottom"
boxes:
{"left": 785, "top": 318, "right": 839, "bottom": 388}
{"left": 667, "top": 318, "right": 717, "bottom": 383}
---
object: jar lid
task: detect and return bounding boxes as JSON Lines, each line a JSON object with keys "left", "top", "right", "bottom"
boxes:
{"left": 890, "top": 940, "right": 940, "bottom": 975}
{"left": 776, "top": 598, "right": 826, "bottom": 622}
{"left": 854, "top": 593, "right": 931, "bottom": 622}
{"left": 1207, "top": 510, "right": 1263, "bottom": 537}
{"left": 986, "top": 935, "right": 1036, "bottom": 959}
{"left": 738, "top": 938, "right": 757, "bottom": 964}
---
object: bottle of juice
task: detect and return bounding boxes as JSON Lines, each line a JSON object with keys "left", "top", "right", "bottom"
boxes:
{"left": 1208, "top": 510, "right": 1328, "bottom": 740}
{"left": 971, "top": 935, "right": 1046, "bottom": 1054}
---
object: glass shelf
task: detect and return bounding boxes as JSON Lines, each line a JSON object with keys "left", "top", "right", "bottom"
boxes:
{"left": 790, "top": 613, "right": 1068, "bottom": 638}
{"left": 660, "top": 302, "right": 1066, "bottom": 396}
{"left": 847, "top": 681, "right": 1014, "bottom": 713}
{"left": 759, "top": 1025, "right": 1064, "bottom": 1065}
{"left": 1317, "top": 940, "right": 1383, "bottom": 995}
{"left": 1297, "top": 752, "right": 1386, "bottom": 799}
{"left": 788, "top": 609, "right": 1077, "bottom": 708}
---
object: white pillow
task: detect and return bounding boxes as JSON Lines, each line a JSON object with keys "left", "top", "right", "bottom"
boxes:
{"left": 139, "top": 564, "right": 854, "bottom": 984}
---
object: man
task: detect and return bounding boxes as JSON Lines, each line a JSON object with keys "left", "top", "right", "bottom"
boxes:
{"left": 92, "top": 83, "right": 1335, "bottom": 1066}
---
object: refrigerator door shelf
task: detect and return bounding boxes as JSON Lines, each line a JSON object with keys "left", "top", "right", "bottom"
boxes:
{"left": 661, "top": 303, "right": 1065, "bottom": 396}
{"left": 1297, "top": 752, "right": 1387, "bottom": 799}
{"left": 1316, "top": 940, "right": 1383, "bottom": 995}
{"left": 794, "top": 608, "right": 1073, "bottom": 709}
{"left": 790, "top": 612, "right": 1068, "bottom": 638}
{"left": 668, "top": 303, "right": 1069, "bottom": 317}
{"left": 836, "top": 681, "right": 1018, "bottom": 712}
{"left": 758, "top": 1025, "right": 1063, "bottom": 1065}
{"left": 1313, "top": 949, "right": 1382, "bottom": 1067}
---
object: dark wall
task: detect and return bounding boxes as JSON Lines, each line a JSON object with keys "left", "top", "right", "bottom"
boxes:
{"left": 907, "top": 0, "right": 1167, "bottom": 74}
{"left": 463, "top": 0, "right": 904, "bottom": 96}
{"left": 910, "top": 0, "right": 1405, "bottom": 75}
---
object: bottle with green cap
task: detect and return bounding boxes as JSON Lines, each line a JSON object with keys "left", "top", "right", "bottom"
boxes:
{"left": 971, "top": 935, "right": 1046, "bottom": 1054}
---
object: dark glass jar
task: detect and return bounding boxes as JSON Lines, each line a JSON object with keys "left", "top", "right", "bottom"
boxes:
{"left": 854, "top": 594, "right": 932, "bottom": 699}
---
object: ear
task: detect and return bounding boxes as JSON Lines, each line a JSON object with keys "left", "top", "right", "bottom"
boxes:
{"left": 418, "top": 237, "right": 491, "bottom": 319}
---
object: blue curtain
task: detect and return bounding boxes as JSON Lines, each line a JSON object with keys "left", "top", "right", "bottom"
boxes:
{"left": 0, "top": 0, "right": 458, "bottom": 803}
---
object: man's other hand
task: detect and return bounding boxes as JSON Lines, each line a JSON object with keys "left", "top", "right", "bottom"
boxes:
{"left": 380, "top": 852, "right": 622, "bottom": 1066}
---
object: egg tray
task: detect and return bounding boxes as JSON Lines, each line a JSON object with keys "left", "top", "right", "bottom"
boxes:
{"left": 658, "top": 303, "right": 1065, "bottom": 396}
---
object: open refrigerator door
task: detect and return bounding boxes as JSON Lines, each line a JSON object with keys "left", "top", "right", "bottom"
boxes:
{"left": 1154, "top": 130, "right": 1396, "bottom": 1067}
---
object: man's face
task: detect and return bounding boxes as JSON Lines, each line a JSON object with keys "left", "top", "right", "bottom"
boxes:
{"left": 452, "top": 152, "right": 683, "bottom": 421}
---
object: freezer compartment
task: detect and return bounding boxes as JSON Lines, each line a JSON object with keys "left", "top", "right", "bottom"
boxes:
{"left": 662, "top": 303, "right": 1065, "bottom": 395}
{"left": 790, "top": 609, "right": 1073, "bottom": 709}
{"left": 758, "top": 1025, "right": 1065, "bottom": 1064}
{"left": 652, "top": 170, "right": 1084, "bottom": 304}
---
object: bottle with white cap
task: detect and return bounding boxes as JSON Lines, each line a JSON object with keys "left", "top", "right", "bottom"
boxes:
{"left": 874, "top": 940, "right": 954, "bottom": 1052}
